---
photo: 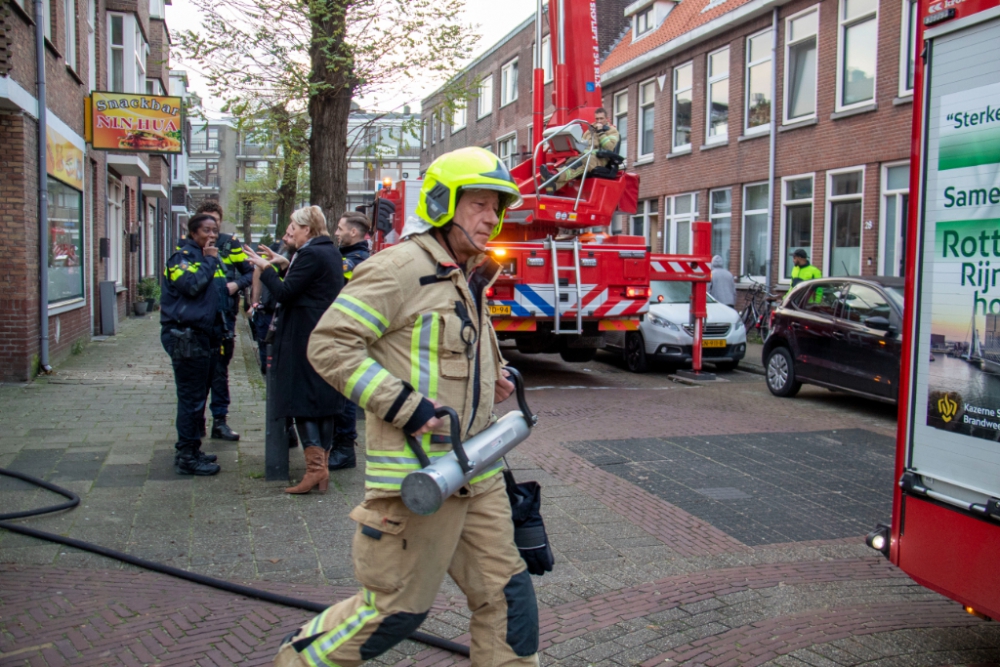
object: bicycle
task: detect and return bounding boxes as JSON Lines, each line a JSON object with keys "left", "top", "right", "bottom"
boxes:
{"left": 738, "top": 275, "right": 778, "bottom": 340}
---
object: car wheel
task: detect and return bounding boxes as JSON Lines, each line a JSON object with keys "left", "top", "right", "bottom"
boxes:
{"left": 713, "top": 360, "right": 739, "bottom": 372}
{"left": 559, "top": 347, "right": 598, "bottom": 363}
{"left": 624, "top": 332, "right": 648, "bottom": 373}
{"left": 765, "top": 347, "right": 801, "bottom": 397}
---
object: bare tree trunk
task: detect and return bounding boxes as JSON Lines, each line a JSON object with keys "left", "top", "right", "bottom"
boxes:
{"left": 272, "top": 106, "right": 307, "bottom": 239}
{"left": 308, "top": 0, "right": 354, "bottom": 234}
{"left": 242, "top": 199, "right": 253, "bottom": 243}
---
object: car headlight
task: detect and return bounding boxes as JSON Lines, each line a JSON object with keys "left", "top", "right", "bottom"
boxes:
{"left": 648, "top": 314, "right": 680, "bottom": 331}
{"left": 735, "top": 319, "right": 745, "bottom": 331}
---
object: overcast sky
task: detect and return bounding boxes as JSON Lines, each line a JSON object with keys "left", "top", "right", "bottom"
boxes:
{"left": 166, "top": 0, "right": 539, "bottom": 116}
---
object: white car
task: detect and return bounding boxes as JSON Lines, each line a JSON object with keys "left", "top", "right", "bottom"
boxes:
{"left": 604, "top": 280, "right": 747, "bottom": 373}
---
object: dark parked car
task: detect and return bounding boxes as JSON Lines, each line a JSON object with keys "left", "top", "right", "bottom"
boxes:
{"left": 763, "top": 277, "right": 904, "bottom": 403}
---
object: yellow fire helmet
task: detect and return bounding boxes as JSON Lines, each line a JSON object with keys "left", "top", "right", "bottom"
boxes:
{"left": 415, "top": 146, "right": 523, "bottom": 240}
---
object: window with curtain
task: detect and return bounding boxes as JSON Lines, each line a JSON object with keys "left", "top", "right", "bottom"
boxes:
{"left": 745, "top": 30, "right": 772, "bottom": 131}
{"left": 742, "top": 183, "right": 770, "bottom": 278}
{"left": 839, "top": 0, "right": 878, "bottom": 108}
{"left": 710, "top": 188, "right": 732, "bottom": 270}
{"left": 706, "top": 48, "right": 730, "bottom": 142}
{"left": 785, "top": 9, "right": 818, "bottom": 121}
{"left": 673, "top": 63, "right": 692, "bottom": 150}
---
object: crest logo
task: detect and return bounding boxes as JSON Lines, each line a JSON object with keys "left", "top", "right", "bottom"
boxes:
{"left": 938, "top": 394, "right": 959, "bottom": 423}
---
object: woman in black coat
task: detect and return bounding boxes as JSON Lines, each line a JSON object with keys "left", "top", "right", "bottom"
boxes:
{"left": 246, "top": 205, "right": 345, "bottom": 494}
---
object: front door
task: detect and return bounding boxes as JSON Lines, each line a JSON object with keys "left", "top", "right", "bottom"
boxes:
{"left": 789, "top": 281, "right": 846, "bottom": 383}
{"left": 829, "top": 283, "right": 900, "bottom": 398}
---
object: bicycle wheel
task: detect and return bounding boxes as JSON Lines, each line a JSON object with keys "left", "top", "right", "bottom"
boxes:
{"left": 740, "top": 305, "right": 756, "bottom": 331}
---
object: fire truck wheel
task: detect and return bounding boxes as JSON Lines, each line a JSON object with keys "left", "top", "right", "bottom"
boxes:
{"left": 559, "top": 347, "right": 598, "bottom": 363}
{"left": 623, "top": 332, "right": 648, "bottom": 373}
{"left": 765, "top": 346, "right": 801, "bottom": 397}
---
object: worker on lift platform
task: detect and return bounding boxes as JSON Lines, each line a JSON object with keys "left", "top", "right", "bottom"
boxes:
{"left": 540, "top": 108, "right": 620, "bottom": 193}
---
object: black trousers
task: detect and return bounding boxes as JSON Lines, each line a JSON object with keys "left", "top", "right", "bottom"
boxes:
{"left": 209, "top": 331, "right": 235, "bottom": 419}
{"left": 161, "top": 328, "right": 215, "bottom": 451}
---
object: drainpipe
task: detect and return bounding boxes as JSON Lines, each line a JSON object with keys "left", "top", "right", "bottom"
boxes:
{"left": 765, "top": 7, "right": 778, "bottom": 293}
{"left": 34, "top": 0, "right": 52, "bottom": 374}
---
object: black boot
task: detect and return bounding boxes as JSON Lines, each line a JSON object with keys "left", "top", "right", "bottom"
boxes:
{"left": 211, "top": 418, "right": 240, "bottom": 441}
{"left": 539, "top": 165, "right": 557, "bottom": 194}
{"left": 194, "top": 445, "right": 217, "bottom": 463}
{"left": 287, "top": 420, "right": 299, "bottom": 448}
{"left": 328, "top": 440, "right": 357, "bottom": 470}
{"left": 175, "top": 446, "right": 221, "bottom": 476}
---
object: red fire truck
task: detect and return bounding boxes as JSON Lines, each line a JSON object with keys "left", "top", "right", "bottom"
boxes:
{"left": 866, "top": 0, "right": 1000, "bottom": 620}
{"left": 374, "top": 1, "right": 656, "bottom": 362}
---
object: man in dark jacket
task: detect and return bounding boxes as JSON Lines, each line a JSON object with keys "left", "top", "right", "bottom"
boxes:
{"left": 327, "top": 211, "right": 372, "bottom": 470}
{"left": 194, "top": 201, "right": 253, "bottom": 442}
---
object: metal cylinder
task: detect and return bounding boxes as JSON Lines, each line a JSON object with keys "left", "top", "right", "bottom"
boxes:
{"left": 401, "top": 411, "right": 533, "bottom": 515}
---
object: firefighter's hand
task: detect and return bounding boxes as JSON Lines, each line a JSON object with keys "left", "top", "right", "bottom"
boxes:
{"left": 494, "top": 369, "right": 514, "bottom": 403}
{"left": 412, "top": 400, "right": 444, "bottom": 436}
{"left": 227, "top": 282, "right": 238, "bottom": 295}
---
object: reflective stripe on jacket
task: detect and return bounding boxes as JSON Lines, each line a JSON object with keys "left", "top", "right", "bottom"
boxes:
{"left": 791, "top": 264, "right": 822, "bottom": 286}
{"left": 308, "top": 233, "right": 506, "bottom": 498}
{"left": 160, "top": 238, "right": 228, "bottom": 333}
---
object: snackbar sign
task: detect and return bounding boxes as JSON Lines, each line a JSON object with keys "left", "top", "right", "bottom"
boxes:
{"left": 84, "top": 92, "right": 183, "bottom": 154}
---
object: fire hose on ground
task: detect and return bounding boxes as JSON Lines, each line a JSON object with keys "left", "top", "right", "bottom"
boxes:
{"left": 0, "top": 368, "right": 539, "bottom": 660}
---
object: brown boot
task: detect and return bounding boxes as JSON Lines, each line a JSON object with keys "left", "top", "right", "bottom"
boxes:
{"left": 284, "top": 447, "right": 329, "bottom": 494}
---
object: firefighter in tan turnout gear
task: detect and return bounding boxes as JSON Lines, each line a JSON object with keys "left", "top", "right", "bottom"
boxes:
{"left": 275, "top": 147, "right": 540, "bottom": 667}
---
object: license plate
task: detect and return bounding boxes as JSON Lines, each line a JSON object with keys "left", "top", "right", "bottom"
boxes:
{"left": 701, "top": 339, "right": 726, "bottom": 348}
{"left": 488, "top": 305, "right": 512, "bottom": 316}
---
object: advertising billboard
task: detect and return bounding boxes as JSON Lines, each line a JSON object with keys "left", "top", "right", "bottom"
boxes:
{"left": 86, "top": 92, "right": 183, "bottom": 154}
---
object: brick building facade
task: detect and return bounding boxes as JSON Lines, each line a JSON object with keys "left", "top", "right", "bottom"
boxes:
{"left": 421, "top": 0, "right": 632, "bottom": 170}
{"left": 423, "top": 0, "right": 917, "bottom": 304}
{"left": 600, "top": 0, "right": 917, "bottom": 298}
{"left": 0, "top": 0, "right": 178, "bottom": 381}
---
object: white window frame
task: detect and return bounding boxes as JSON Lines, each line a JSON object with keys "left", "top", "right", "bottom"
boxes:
{"left": 879, "top": 161, "right": 910, "bottom": 277}
{"left": 783, "top": 6, "right": 819, "bottom": 124}
{"left": 672, "top": 62, "right": 693, "bottom": 152}
{"left": 452, "top": 104, "right": 466, "bottom": 132}
{"left": 65, "top": 0, "right": 77, "bottom": 70}
{"left": 705, "top": 46, "right": 730, "bottom": 144}
{"left": 107, "top": 176, "right": 124, "bottom": 285}
{"left": 825, "top": 165, "right": 866, "bottom": 277}
{"left": 745, "top": 28, "right": 773, "bottom": 135}
{"left": 42, "top": 0, "right": 52, "bottom": 40}
{"left": 438, "top": 111, "right": 446, "bottom": 142}
{"left": 709, "top": 187, "right": 732, "bottom": 271}
{"left": 898, "top": 0, "right": 918, "bottom": 97}
{"left": 107, "top": 13, "right": 146, "bottom": 94}
{"left": 741, "top": 182, "right": 770, "bottom": 281}
{"left": 836, "top": 0, "right": 879, "bottom": 111}
{"left": 501, "top": 58, "right": 518, "bottom": 107}
{"left": 87, "top": 0, "right": 96, "bottom": 90}
{"left": 429, "top": 115, "right": 436, "bottom": 145}
{"left": 497, "top": 131, "right": 517, "bottom": 170}
{"left": 478, "top": 75, "right": 494, "bottom": 118}
{"left": 630, "top": 198, "right": 658, "bottom": 242}
{"left": 638, "top": 78, "right": 657, "bottom": 160}
{"left": 634, "top": 6, "right": 654, "bottom": 40}
{"left": 613, "top": 89, "right": 629, "bottom": 162}
{"left": 778, "top": 173, "right": 815, "bottom": 284}
{"left": 662, "top": 192, "right": 698, "bottom": 254}
{"left": 541, "top": 35, "right": 553, "bottom": 83}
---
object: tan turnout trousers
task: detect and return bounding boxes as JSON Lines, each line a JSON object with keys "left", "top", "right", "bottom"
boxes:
{"left": 274, "top": 474, "right": 539, "bottom": 667}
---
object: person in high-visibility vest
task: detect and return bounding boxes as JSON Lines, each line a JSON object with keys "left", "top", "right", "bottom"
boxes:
{"left": 275, "top": 147, "right": 550, "bottom": 667}
{"left": 790, "top": 248, "right": 822, "bottom": 286}
{"left": 327, "top": 211, "right": 373, "bottom": 470}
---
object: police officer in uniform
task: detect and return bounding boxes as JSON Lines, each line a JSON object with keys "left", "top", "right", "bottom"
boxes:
{"left": 327, "top": 211, "right": 372, "bottom": 470}
{"left": 193, "top": 202, "right": 254, "bottom": 441}
{"left": 161, "top": 214, "right": 231, "bottom": 476}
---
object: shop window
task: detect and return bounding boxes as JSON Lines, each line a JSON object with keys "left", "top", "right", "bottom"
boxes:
{"left": 48, "top": 178, "right": 84, "bottom": 303}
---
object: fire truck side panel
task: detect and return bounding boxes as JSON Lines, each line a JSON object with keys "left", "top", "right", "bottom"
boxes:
{"left": 898, "top": 496, "right": 1000, "bottom": 620}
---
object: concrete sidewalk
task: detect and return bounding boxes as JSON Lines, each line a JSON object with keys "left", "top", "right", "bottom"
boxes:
{"left": 2, "top": 316, "right": 999, "bottom": 666}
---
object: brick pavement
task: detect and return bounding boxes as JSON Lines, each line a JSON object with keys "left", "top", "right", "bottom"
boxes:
{"left": 1, "top": 317, "right": 999, "bottom": 665}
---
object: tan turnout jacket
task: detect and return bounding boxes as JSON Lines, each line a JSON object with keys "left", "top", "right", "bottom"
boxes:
{"left": 307, "top": 232, "right": 506, "bottom": 498}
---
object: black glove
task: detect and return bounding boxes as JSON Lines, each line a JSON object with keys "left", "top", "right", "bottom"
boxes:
{"left": 504, "top": 471, "right": 555, "bottom": 576}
